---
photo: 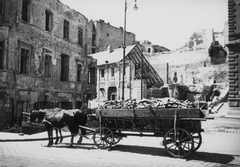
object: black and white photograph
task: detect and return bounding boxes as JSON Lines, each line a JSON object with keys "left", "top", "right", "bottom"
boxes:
{"left": 0, "top": 0, "right": 240, "bottom": 166}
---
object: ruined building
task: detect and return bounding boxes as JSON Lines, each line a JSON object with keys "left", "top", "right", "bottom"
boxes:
{"left": 227, "top": 0, "right": 240, "bottom": 110}
{"left": 87, "top": 19, "right": 136, "bottom": 53}
{"left": 0, "top": 0, "right": 97, "bottom": 130}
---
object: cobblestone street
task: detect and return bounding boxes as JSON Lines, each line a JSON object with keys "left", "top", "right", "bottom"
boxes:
{"left": 0, "top": 117, "right": 240, "bottom": 167}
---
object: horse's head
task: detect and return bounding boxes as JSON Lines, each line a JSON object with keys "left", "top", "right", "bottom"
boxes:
{"left": 29, "top": 110, "right": 38, "bottom": 124}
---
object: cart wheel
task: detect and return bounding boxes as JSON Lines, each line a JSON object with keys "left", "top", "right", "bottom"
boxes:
{"left": 163, "top": 128, "right": 194, "bottom": 158}
{"left": 77, "top": 136, "right": 83, "bottom": 144}
{"left": 93, "top": 127, "right": 114, "bottom": 149}
{"left": 191, "top": 132, "right": 202, "bottom": 152}
{"left": 112, "top": 130, "right": 122, "bottom": 145}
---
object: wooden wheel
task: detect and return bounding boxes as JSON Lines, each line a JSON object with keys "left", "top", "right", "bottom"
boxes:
{"left": 93, "top": 127, "right": 114, "bottom": 149}
{"left": 112, "top": 130, "right": 122, "bottom": 145}
{"left": 191, "top": 132, "right": 202, "bottom": 152}
{"left": 163, "top": 128, "right": 194, "bottom": 158}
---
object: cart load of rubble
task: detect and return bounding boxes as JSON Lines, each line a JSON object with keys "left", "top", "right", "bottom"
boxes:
{"left": 99, "top": 97, "right": 197, "bottom": 109}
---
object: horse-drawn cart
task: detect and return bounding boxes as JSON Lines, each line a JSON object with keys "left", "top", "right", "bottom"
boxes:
{"left": 79, "top": 107, "right": 212, "bottom": 158}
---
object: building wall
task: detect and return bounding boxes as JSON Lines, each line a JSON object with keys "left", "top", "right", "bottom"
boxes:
{"left": 94, "top": 19, "right": 136, "bottom": 52}
{"left": 227, "top": 0, "right": 240, "bottom": 109}
{"left": 0, "top": 0, "right": 97, "bottom": 130}
{"left": 96, "top": 61, "right": 146, "bottom": 101}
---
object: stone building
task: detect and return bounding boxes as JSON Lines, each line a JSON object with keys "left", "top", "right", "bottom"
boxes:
{"left": 87, "top": 19, "right": 136, "bottom": 53}
{"left": 0, "top": 0, "right": 97, "bottom": 130}
{"left": 90, "top": 43, "right": 164, "bottom": 101}
{"left": 227, "top": 0, "right": 240, "bottom": 110}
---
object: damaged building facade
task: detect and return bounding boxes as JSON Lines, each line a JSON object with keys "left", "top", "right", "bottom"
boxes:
{"left": 227, "top": 0, "right": 240, "bottom": 111}
{"left": 0, "top": 0, "right": 97, "bottom": 130}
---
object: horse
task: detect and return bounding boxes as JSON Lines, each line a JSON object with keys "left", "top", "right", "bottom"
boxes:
{"left": 29, "top": 108, "right": 88, "bottom": 147}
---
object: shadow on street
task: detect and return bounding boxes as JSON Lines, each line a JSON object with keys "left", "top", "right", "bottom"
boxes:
{"left": 110, "top": 144, "right": 236, "bottom": 164}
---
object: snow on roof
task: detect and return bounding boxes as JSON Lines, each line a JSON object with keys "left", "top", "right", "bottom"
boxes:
{"left": 89, "top": 45, "right": 136, "bottom": 66}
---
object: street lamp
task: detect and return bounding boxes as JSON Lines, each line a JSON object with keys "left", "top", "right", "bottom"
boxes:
{"left": 122, "top": 0, "right": 138, "bottom": 100}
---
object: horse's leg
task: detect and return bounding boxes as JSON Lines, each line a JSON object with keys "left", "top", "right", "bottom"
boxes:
{"left": 55, "top": 128, "right": 59, "bottom": 144}
{"left": 59, "top": 129, "right": 63, "bottom": 143}
{"left": 69, "top": 134, "right": 74, "bottom": 147}
{"left": 47, "top": 129, "right": 51, "bottom": 147}
{"left": 49, "top": 127, "right": 53, "bottom": 146}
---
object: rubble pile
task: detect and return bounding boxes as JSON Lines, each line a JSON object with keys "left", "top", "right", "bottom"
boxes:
{"left": 99, "top": 98, "right": 197, "bottom": 109}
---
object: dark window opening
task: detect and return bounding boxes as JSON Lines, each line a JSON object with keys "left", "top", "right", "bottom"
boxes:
{"left": 92, "top": 48, "right": 96, "bottom": 54}
{"left": 33, "top": 101, "right": 55, "bottom": 110}
{"left": 63, "top": 20, "right": 69, "bottom": 39}
{"left": 0, "top": 41, "right": 3, "bottom": 69}
{"left": 20, "top": 48, "right": 30, "bottom": 74}
{"left": 78, "top": 27, "right": 83, "bottom": 46}
{"left": 75, "top": 101, "right": 82, "bottom": 109}
{"left": 57, "top": 101, "right": 73, "bottom": 109}
{"left": 148, "top": 48, "right": 151, "bottom": 53}
{"left": 45, "top": 10, "right": 52, "bottom": 32}
{"left": 0, "top": 0, "right": 4, "bottom": 14}
{"left": 92, "top": 33, "right": 96, "bottom": 46}
{"left": 88, "top": 67, "right": 96, "bottom": 84}
{"left": 22, "top": 0, "right": 30, "bottom": 22}
{"left": 77, "top": 64, "right": 82, "bottom": 82}
{"left": 101, "top": 69, "right": 104, "bottom": 78}
{"left": 44, "top": 54, "right": 52, "bottom": 77}
{"left": 60, "top": 54, "right": 69, "bottom": 81}
{"left": 111, "top": 68, "right": 114, "bottom": 77}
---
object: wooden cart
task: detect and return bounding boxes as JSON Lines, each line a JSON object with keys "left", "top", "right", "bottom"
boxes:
{"left": 78, "top": 108, "right": 212, "bottom": 158}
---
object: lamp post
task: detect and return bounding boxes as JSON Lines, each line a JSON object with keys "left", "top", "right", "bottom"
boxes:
{"left": 122, "top": 0, "right": 138, "bottom": 100}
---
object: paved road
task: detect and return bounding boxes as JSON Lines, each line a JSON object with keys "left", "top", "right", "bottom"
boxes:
{"left": 0, "top": 117, "right": 240, "bottom": 167}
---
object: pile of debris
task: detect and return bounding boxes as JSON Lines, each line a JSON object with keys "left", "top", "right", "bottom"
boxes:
{"left": 99, "top": 98, "right": 197, "bottom": 109}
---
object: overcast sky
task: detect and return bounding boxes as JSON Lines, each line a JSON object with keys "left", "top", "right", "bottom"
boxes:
{"left": 60, "top": 0, "right": 228, "bottom": 50}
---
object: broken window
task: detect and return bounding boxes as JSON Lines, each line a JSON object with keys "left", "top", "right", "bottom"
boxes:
{"left": 88, "top": 67, "right": 96, "bottom": 84}
{"left": 22, "top": 0, "right": 30, "bottom": 22}
{"left": 44, "top": 54, "right": 52, "bottom": 77}
{"left": 20, "top": 48, "right": 30, "bottom": 74}
{"left": 0, "top": 0, "right": 4, "bottom": 14}
{"left": 78, "top": 27, "right": 83, "bottom": 46}
{"left": 101, "top": 69, "right": 104, "bottom": 78}
{"left": 60, "top": 54, "right": 69, "bottom": 81}
{"left": 76, "top": 64, "right": 82, "bottom": 82}
{"left": 63, "top": 19, "right": 69, "bottom": 39}
{"left": 45, "top": 10, "right": 53, "bottom": 32}
{"left": 0, "top": 41, "right": 3, "bottom": 69}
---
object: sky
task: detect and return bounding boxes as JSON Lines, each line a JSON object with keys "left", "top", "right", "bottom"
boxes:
{"left": 59, "top": 0, "right": 228, "bottom": 50}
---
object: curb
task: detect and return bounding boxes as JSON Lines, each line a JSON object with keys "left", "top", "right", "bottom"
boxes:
{"left": 0, "top": 135, "right": 72, "bottom": 142}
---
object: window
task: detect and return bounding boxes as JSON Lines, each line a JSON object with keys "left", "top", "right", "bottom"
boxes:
{"left": 60, "top": 54, "right": 69, "bottom": 81}
{"left": 57, "top": 102, "right": 73, "bottom": 109}
{"left": 78, "top": 27, "right": 83, "bottom": 46}
{"left": 44, "top": 54, "right": 52, "bottom": 77}
{"left": 92, "top": 48, "right": 96, "bottom": 54}
{"left": 22, "top": 0, "right": 30, "bottom": 22}
{"left": 20, "top": 48, "right": 30, "bottom": 74}
{"left": 88, "top": 67, "right": 96, "bottom": 84}
{"left": 76, "top": 64, "right": 82, "bottom": 82}
{"left": 92, "top": 24, "right": 96, "bottom": 46}
{"left": 0, "top": 41, "right": 3, "bottom": 69}
{"left": 45, "top": 10, "right": 53, "bottom": 32}
{"left": 63, "top": 19, "right": 69, "bottom": 39}
{"left": 0, "top": 0, "right": 4, "bottom": 14}
{"left": 101, "top": 69, "right": 104, "bottom": 78}
{"left": 92, "top": 33, "right": 96, "bottom": 46}
{"left": 111, "top": 68, "right": 114, "bottom": 77}
{"left": 75, "top": 101, "right": 82, "bottom": 109}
